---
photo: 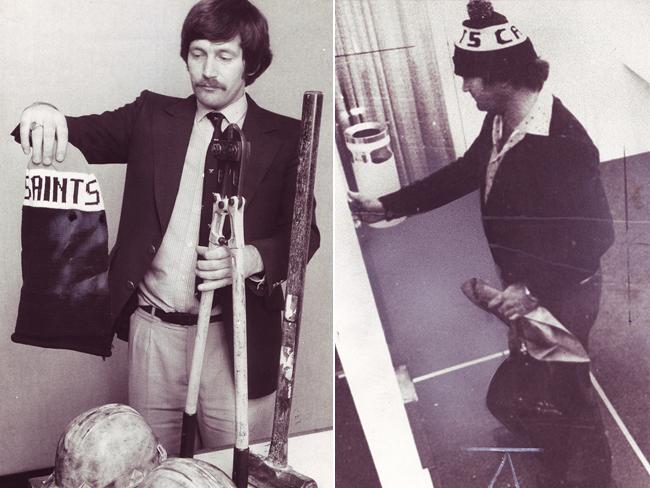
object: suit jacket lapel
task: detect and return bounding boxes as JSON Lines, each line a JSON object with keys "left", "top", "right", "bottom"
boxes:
{"left": 241, "top": 95, "right": 281, "bottom": 203}
{"left": 153, "top": 95, "right": 196, "bottom": 232}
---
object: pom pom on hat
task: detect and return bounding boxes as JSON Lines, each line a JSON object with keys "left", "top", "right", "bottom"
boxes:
{"left": 467, "top": 0, "right": 494, "bottom": 21}
{"left": 463, "top": 0, "right": 508, "bottom": 29}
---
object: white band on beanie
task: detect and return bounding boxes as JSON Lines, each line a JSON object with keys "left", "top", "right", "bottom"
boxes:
{"left": 24, "top": 168, "right": 105, "bottom": 211}
{"left": 455, "top": 23, "right": 528, "bottom": 52}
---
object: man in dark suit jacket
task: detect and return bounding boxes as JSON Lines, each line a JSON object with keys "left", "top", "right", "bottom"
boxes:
{"left": 350, "top": 1, "right": 613, "bottom": 486}
{"left": 17, "top": 0, "right": 319, "bottom": 454}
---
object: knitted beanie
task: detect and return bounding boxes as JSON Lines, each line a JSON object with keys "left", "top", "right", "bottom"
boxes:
{"left": 453, "top": 0, "right": 538, "bottom": 78}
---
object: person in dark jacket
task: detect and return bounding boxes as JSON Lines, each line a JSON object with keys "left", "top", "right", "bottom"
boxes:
{"left": 350, "top": 1, "right": 614, "bottom": 486}
{"left": 15, "top": 0, "right": 319, "bottom": 454}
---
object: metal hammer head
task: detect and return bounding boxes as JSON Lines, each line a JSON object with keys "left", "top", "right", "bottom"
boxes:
{"left": 248, "top": 453, "right": 317, "bottom": 488}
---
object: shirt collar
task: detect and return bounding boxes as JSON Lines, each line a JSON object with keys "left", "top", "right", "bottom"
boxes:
{"left": 492, "top": 87, "right": 553, "bottom": 144}
{"left": 516, "top": 87, "right": 553, "bottom": 137}
{"left": 195, "top": 92, "right": 248, "bottom": 127}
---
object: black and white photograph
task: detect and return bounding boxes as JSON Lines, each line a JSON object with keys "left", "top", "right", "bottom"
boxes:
{"left": 3, "top": 0, "right": 650, "bottom": 487}
{"left": 335, "top": 1, "right": 650, "bottom": 487}
{"left": 0, "top": 1, "right": 332, "bottom": 486}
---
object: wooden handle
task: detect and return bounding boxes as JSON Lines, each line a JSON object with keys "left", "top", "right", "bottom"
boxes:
{"left": 185, "top": 288, "right": 215, "bottom": 414}
{"left": 232, "top": 245, "right": 248, "bottom": 451}
{"left": 267, "top": 91, "right": 323, "bottom": 466}
{"left": 180, "top": 198, "right": 225, "bottom": 458}
{"left": 229, "top": 197, "right": 249, "bottom": 485}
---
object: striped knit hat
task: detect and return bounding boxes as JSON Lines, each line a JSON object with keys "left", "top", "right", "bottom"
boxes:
{"left": 453, "top": 0, "right": 538, "bottom": 78}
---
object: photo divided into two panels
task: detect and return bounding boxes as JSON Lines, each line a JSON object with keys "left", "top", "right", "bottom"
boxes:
{"left": 0, "top": 1, "right": 332, "bottom": 487}
{"left": 335, "top": 1, "right": 650, "bottom": 487}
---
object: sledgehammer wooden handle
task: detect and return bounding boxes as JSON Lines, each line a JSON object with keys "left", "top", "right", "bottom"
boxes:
{"left": 267, "top": 91, "right": 323, "bottom": 467}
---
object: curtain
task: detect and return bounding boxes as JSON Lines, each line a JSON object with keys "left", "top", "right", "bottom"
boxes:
{"left": 335, "top": 0, "right": 456, "bottom": 186}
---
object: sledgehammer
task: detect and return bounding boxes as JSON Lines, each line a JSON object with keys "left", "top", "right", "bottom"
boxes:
{"left": 248, "top": 91, "right": 323, "bottom": 488}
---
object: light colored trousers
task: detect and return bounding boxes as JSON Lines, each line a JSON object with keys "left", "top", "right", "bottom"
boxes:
{"left": 128, "top": 307, "right": 275, "bottom": 455}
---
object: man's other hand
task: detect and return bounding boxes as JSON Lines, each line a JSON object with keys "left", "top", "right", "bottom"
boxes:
{"left": 347, "top": 191, "right": 386, "bottom": 224}
{"left": 196, "top": 244, "right": 263, "bottom": 291}
{"left": 19, "top": 102, "right": 68, "bottom": 165}
{"left": 487, "top": 283, "right": 538, "bottom": 321}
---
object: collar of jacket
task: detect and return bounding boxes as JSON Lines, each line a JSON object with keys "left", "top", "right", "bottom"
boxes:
{"left": 482, "top": 96, "right": 595, "bottom": 145}
{"left": 153, "top": 93, "right": 283, "bottom": 233}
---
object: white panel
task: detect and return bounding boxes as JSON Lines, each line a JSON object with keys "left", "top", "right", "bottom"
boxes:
{"left": 334, "top": 157, "right": 433, "bottom": 488}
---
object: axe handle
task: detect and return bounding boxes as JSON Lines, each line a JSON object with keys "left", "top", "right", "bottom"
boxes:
{"left": 267, "top": 91, "right": 323, "bottom": 467}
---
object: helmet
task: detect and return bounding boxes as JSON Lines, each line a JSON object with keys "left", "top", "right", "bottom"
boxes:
{"left": 139, "top": 458, "right": 235, "bottom": 488}
{"left": 44, "top": 403, "right": 167, "bottom": 488}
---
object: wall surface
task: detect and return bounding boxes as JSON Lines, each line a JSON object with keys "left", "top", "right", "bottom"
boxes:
{"left": 0, "top": 0, "right": 332, "bottom": 474}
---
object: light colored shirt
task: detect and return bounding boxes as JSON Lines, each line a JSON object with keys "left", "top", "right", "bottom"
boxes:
{"left": 484, "top": 88, "right": 553, "bottom": 200}
{"left": 138, "top": 94, "right": 248, "bottom": 313}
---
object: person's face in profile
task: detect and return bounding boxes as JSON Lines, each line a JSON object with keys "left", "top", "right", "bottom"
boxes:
{"left": 462, "top": 76, "right": 509, "bottom": 113}
{"left": 186, "top": 35, "right": 246, "bottom": 111}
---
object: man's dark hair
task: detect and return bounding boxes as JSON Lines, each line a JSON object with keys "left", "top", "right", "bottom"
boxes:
{"left": 181, "top": 0, "right": 272, "bottom": 86}
{"left": 483, "top": 58, "right": 550, "bottom": 92}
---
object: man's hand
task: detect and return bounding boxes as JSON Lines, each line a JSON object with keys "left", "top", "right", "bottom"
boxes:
{"left": 487, "top": 283, "right": 538, "bottom": 321}
{"left": 196, "top": 244, "right": 263, "bottom": 292}
{"left": 19, "top": 102, "right": 68, "bottom": 165}
{"left": 347, "top": 191, "right": 386, "bottom": 224}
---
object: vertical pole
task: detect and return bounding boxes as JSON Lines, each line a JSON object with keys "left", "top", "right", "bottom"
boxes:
{"left": 267, "top": 91, "right": 323, "bottom": 467}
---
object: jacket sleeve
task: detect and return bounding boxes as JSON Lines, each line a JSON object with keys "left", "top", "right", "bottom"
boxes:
{"left": 379, "top": 115, "right": 493, "bottom": 219}
{"left": 11, "top": 91, "right": 149, "bottom": 165}
{"left": 64, "top": 91, "right": 150, "bottom": 164}
{"left": 246, "top": 134, "right": 320, "bottom": 297}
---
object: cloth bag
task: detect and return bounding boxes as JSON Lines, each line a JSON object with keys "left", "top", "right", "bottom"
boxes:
{"left": 461, "top": 277, "right": 611, "bottom": 483}
{"left": 461, "top": 277, "right": 589, "bottom": 363}
{"left": 12, "top": 166, "right": 112, "bottom": 357}
{"left": 460, "top": 277, "right": 593, "bottom": 422}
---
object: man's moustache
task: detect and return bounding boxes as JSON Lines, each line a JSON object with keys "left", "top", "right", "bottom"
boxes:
{"left": 198, "top": 83, "right": 224, "bottom": 89}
